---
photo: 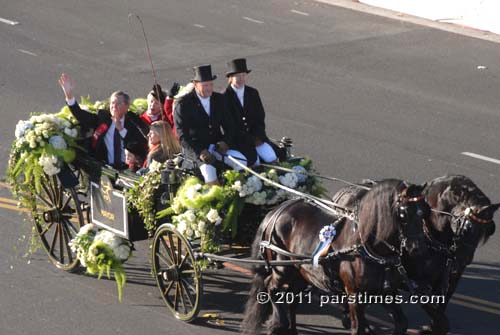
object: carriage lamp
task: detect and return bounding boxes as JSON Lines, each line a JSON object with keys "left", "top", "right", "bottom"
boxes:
{"left": 279, "top": 137, "right": 293, "bottom": 158}
{"left": 160, "top": 160, "right": 181, "bottom": 204}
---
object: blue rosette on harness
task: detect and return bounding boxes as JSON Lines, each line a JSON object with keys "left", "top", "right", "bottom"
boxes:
{"left": 312, "top": 224, "right": 337, "bottom": 266}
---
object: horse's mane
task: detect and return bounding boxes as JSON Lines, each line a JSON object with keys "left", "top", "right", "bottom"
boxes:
{"left": 425, "top": 175, "right": 490, "bottom": 210}
{"left": 357, "top": 179, "right": 403, "bottom": 244}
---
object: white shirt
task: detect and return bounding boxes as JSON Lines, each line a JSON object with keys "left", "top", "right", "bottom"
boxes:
{"left": 104, "top": 118, "right": 127, "bottom": 165}
{"left": 66, "top": 97, "right": 127, "bottom": 165}
{"left": 231, "top": 84, "right": 245, "bottom": 107}
{"left": 196, "top": 93, "right": 211, "bottom": 116}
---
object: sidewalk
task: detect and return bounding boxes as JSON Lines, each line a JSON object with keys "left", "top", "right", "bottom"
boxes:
{"left": 316, "top": 0, "right": 500, "bottom": 43}
{"left": 359, "top": 0, "right": 500, "bottom": 35}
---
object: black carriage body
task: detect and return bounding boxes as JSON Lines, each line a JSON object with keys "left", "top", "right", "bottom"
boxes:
{"left": 71, "top": 153, "right": 155, "bottom": 242}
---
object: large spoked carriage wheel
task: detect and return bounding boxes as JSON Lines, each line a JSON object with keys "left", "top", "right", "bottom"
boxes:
{"left": 152, "top": 224, "right": 202, "bottom": 322}
{"left": 32, "top": 173, "right": 85, "bottom": 271}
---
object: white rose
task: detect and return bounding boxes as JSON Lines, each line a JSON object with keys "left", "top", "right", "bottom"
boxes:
{"left": 79, "top": 224, "right": 96, "bottom": 235}
{"left": 232, "top": 180, "right": 242, "bottom": 192}
{"left": 149, "top": 160, "right": 162, "bottom": 172}
{"left": 184, "top": 210, "right": 196, "bottom": 223}
{"left": 177, "top": 221, "right": 187, "bottom": 234}
{"left": 185, "top": 186, "right": 199, "bottom": 199}
{"left": 206, "top": 209, "right": 220, "bottom": 223}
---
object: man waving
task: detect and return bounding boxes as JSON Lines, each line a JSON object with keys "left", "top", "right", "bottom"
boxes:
{"left": 58, "top": 73, "right": 148, "bottom": 169}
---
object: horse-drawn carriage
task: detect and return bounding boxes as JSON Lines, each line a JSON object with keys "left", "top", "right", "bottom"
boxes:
{"left": 8, "top": 110, "right": 498, "bottom": 335}
{"left": 11, "top": 123, "right": 319, "bottom": 320}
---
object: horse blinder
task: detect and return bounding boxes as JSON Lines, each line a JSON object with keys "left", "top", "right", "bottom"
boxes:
{"left": 397, "top": 187, "right": 428, "bottom": 225}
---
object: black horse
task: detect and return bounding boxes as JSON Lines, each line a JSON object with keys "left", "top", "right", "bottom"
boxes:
{"left": 333, "top": 175, "right": 499, "bottom": 335}
{"left": 242, "top": 179, "right": 430, "bottom": 335}
{"left": 405, "top": 175, "right": 498, "bottom": 335}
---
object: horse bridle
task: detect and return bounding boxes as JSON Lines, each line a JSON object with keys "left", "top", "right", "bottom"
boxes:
{"left": 430, "top": 206, "right": 493, "bottom": 244}
{"left": 422, "top": 206, "right": 493, "bottom": 294}
{"left": 391, "top": 185, "right": 427, "bottom": 253}
{"left": 362, "top": 184, "right": 427, "bottom": 262}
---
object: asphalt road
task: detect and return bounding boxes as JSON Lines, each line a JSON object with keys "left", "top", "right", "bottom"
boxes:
{"left": 1, "top": 1, "right": 499, "bottom": 334}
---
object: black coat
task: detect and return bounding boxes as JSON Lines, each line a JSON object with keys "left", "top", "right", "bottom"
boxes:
{"left": 68, "top": 102, "right": 148, "bottom": 164}
{"left": 224, "top": 85, "right": 286, "bottom": 163}
{"left": 174, "top": 90, "right": 235, "bottom": 163}
{"left": 223, "top": 85, "right": 267, "bottom": 144}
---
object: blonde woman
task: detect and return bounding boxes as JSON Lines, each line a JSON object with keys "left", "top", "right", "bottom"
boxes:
{"left": 145, "top": 121, "right": 181, "bottom": 167}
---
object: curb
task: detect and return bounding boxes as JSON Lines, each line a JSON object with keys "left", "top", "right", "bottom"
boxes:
{"left": 315, "top": 0, "right": 500, "bottom": 44}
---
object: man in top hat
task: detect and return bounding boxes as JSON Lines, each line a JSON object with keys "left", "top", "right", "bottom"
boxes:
{"left": 174, "top": 64, "right": 248, "bottom": 184}
{"left": 223, "top": 58, "right": 280, "bottom": 165}
{"left": 58, "top": 73, "right": 148, "bottom": 169}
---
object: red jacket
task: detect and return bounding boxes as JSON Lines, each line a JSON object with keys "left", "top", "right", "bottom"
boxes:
{"left": 140, "top": 98, "right": 177, "bottom": 137}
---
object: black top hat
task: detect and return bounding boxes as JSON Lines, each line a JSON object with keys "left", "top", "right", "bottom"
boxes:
{"left": 192, "top": 64, "right": 217, "bottom": 82}
{"left": 226, "top": 58, "right": 252, "bottom": 77}
{"left": 150, "top": 84, "right": 166, "bottom": 105}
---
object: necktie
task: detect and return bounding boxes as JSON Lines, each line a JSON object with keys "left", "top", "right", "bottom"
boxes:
{"left": 113, "top": 128, "right": 122, "bottom": 168}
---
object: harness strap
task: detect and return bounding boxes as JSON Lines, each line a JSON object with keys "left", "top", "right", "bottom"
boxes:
{"left": 259, "top": 241, "right": 311, "bottom": 260}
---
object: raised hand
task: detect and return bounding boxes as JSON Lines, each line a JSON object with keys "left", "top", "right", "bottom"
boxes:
{"left": 167, "top": 82, "right": 180, "bottom": 98}
{"left": 58, "top": 73, "right": 75, "bottom": 100}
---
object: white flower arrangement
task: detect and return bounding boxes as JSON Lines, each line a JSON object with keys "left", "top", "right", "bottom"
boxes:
{"left": 69, "top": 224, "right": 132, "bottom": 267}
{"left": 230, "top": 164, "right": 312, "bottom": 206}
{"left": 9, "top": 112, "right": 79, "bottom": 180}
{"left": 152, "top": 159, "right": 325, "bottom": 252}
{"left": 69, "top": 224, "right": 131, "bottom": 301}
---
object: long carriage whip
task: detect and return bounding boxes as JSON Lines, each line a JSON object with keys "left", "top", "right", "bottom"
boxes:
{"left": 128, "top": 13, "right": 166, "bottom": 121}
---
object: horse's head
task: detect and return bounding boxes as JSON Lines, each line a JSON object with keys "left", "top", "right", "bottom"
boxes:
{"left": 425, "top": 175, "right": 499, "bottom": 267}
{"left": 396, "top": 183, "right": 431, "bottom": 257}
{"left": 357, "top": 179, "right": 429, "bottom": 257}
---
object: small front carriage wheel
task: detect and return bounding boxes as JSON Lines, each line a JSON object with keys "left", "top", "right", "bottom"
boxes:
{"left": 32, "top": 174, "right": 85, "bottom": 271}
{"left": 152, "top": 224, "right": 202, "bottom": 322}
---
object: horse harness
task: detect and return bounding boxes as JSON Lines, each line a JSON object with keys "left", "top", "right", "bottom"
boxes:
{"left": 357, "top": 184, "right": 426, "bottom": 292}
{"left": 423, "top": 206, "right": 494, "bottom": 293}
{"left": 257, "top": 184, "right": 426, "bottom": 293}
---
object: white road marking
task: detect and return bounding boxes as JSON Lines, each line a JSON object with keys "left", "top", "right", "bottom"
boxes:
{"left": 461, "top": 152, "right": 500, "bottom": 165}
{"left": 290, "top": 9, "right": 310, "bottom": 16}
{"left": 193, "top": 24, "right": 205, "bottom": 28}
{"left": 18, "top": 49, "right": 38, "bottom": 56}
{"left": 0, "top": 17, "right": 19, "bottom": 25}
{"left": 242, "top": 16, "right": 264, "bottom": 24}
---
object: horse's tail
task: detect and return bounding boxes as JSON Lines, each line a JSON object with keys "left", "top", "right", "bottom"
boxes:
{"left": 241, "top": 221, "right": 271, "bottom": 334}
{"left": 241, "top": 265, "right": 270, "bottom": 334}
